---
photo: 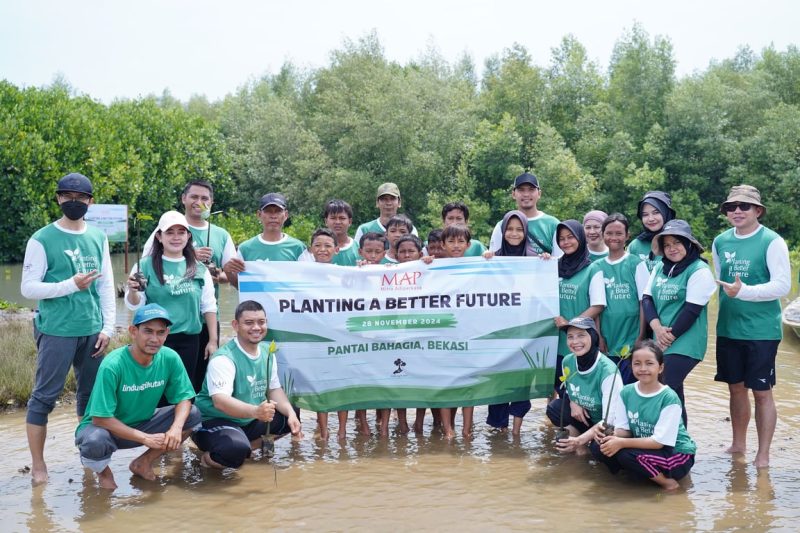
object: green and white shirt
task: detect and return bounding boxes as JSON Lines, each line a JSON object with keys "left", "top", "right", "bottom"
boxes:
{"left": 644, "top": 259, "right": 715, "bottom": 360}
{"left": 21, "top": 221, "right": 115, "bottom": 337}
{"left": 237, "top": 234, "right": 306, "bottom": 262}
{"left": 76, "top": 345, "right": 195, "bottom": 436}
{"left": 126, "top": 257, "right": 215, "bottom": 335}
{"left": 464, "top": 239, "right": 487, "bottom": 257}
{"left": 588, "top": 248, "right": 609, "bottom": 263}
{"left": 596, "top": 253, "right": 650, "bottom": 357}
{"left": 299, "top": 237, "right": 361, "bottom": 266}
{"left": 612, "top": 383, "right": 696, "bottom": 454}
{"left": 712, "top": 225, "right": 791, "bottom": 341}
{"left": 628, "top": 237, "right": 662, "bottom": 273}
{"left": 558, "top": 263, "right": 606, "bottom": 355}
{"left": 354, "top": 218, "right": 419, "bottom": 244}
{"left": 562, "top": 352, "right": 622, "bottom": 424}
{"left": 490, "top": 212, "right": 562, "bottom": 257}
{"left": 196, "top": 338, "right": 281, "bottom": 425}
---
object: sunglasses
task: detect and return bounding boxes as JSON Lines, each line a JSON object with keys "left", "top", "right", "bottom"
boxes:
{"left": 723, "top": 202, "right": 753, "bottom": 213}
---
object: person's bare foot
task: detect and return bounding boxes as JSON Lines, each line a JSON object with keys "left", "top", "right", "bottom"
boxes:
{"left": 443, "top": 429, "right": 455, "bottom": 439}
{"left": 754, "top": 454, "right": 770, "bottom": 468}
{"left": 652, "top": 474, "right": 680, "bottom": 491}
{"left": 725, "top": 444, "right": 746, "bottom": 454}
{"left": 97, "top": 466, "right": 117, "bottom": 489}
{"left": 319, "top": 427, "right": 329, "bottom": 439}
{"left": 129, "top": 458, "right": 157, "bottom": 481}
{"left": 337, "top": 427, "right": 346, "bottom": 440}
{"left": 413, "top": 421, "right": 424, "bottom": 433}
{"left": 200, "top": 452, "right": 223, "bottom": 469}
{"left": 31, "top": 462, "right": 48, "bottom": 485}
{"left": 462, "top": 428, "right": 473, "bottom": 439}
{"left": 397, "top": 421, "right": 410, "bottom": 434}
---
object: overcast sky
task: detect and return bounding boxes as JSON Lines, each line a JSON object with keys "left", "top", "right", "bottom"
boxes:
{"left": 1, "top": 0, "right": 797, "bottom": 103}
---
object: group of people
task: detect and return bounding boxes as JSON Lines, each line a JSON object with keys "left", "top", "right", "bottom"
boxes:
{"left": 20, "top": 169, "right": 790, "bottom": 491}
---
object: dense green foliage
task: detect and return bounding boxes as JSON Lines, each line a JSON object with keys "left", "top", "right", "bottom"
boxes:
{"left": 2, "top": 25, "right": 799, "bottom": 261}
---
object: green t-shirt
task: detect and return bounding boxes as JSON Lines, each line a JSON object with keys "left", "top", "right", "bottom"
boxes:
{"left": 76, "top": 345, "right": 195, "bottom": 436}
{"left": 628, "top": 237, "right": 662, "bottom": 273}
{"left": 332, "top": 239, "right": 361, "bottom": 266}
{"left": 464, "top": 239, "right": 487, "bottom": 257}
{"left": 528, "top": 215, "right": 559, "bottom": 255}
{"left": 189, "top": 223, "right": 232, "bottom": 311}
{"left": 32, "top": 223, "right": 107, "bottom": 336}
{"left": 558, "top": 264, "right": 598, "bottom": 355}
{"left": 619, "top": 383, "right": 696, "bottom": 454}
{"left": 589, "top": 249, "right": 609, "bottom": 263}
{"left": 238, "top": 234, "right": 306, "bottom": 262}
{"left": 596, "top": 254, "right": 644, "bottom": 357}
{"left": 714, "top": 226, "right": 783, "bottom": 340}
{"left": 139, "top": 256, "right": 207, "bottom": 335}
{"left": 562, "top": 352, "right": 619, "bottom": 423}
{"left": 649, "top": 260, "right": 709, "bottom": 360}
{"left": 195, "top": 339, "right": 274, "bottom": 425}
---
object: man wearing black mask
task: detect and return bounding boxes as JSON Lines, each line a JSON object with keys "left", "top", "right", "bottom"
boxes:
{"left": 20, "top": 172, "right": 115, "bottom": 485}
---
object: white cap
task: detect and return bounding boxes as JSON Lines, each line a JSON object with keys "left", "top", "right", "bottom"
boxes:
{"left": 157, "top": 210, "right": 190, "bottom": 233}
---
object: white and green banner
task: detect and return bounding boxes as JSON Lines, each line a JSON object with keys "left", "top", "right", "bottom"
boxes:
{"left": 239, "top": 257, "right": 559, "bottom": 411}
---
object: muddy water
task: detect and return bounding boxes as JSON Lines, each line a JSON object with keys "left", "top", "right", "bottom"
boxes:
{"left": 1, "top": 326, "right": 799, "bottom": 531}
{"left": 2, "top": 257, "right": 800, "bottom": 531}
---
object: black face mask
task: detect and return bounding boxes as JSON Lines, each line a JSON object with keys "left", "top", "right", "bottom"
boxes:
{"left": 60, "top": 200, "right": 89, "bottom": 220}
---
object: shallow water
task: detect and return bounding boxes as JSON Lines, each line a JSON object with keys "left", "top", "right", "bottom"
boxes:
{"left": 3, "top": 258, "right": 800, "bottom": 531}
{"left": 2, "top": 328, "right": 799, "bottom": 532}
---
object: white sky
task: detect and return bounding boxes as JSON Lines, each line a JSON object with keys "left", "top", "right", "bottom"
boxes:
{"left": 1, "top": 0, "right": 797, "bottom": 103}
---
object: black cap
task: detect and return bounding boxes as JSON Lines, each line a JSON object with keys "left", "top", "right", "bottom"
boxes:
{"left": 56, "top": 173, "right": 93, "bottom": 197}
{"left": 514, "top": 172, "right": 539, "bottom": 189}
{"left": 259, "top": 192, "right": 287, "bottom": 211}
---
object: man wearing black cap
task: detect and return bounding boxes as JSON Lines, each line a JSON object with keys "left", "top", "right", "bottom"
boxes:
{"left": 488, "top": 172, "right": 562, "bottom": 257}
{"left": 712, "top": 185, "right": 791, "bottom": 468}
{"left": 20, "top": 172, "right": 115, "bottom": 485}
{"left": 223, "top": 192, "right": 306, "bottom": 288}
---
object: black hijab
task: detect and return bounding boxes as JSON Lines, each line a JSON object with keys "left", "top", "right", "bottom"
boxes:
{"left": 636, "top": 192, "right": 676, "bottom": 243}
{"left": 557, "top": 220, "right": 591, "bottom": 279}
{"left": 576, "top": 328, "right": 601, "bottom": 372}
{"left": 495, "top": 210, "right": 537, "bottom": 257}
{"left": 659, "top": 235, "right": 707, "bottom": 278}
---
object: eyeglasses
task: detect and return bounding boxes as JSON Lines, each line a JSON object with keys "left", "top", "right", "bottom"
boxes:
{"left": 723, "top": 202, "right": 753, "bottom": 213}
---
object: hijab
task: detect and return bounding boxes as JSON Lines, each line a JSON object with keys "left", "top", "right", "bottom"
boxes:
{"left": 635, "top": 192, "right": 676, "bottom": 243}
{"left": 495, "top": 210, "right": 537, "bottom": 257}
{"left": 557, "top": 219, "right": 591, "bottom": 279}
{"left": 577, "top": 328, "right": 601, "bottom": 372}
{"left": 658, "top": 235, "right": 707, "bottom": 278}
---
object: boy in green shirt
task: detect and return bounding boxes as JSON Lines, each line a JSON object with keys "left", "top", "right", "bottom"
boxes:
{"left": 74, "top": 304, "right": 200, "bottom": 490}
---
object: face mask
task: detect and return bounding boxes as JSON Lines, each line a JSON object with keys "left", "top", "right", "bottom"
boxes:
{"left": 61, "top": 200, "right": 89, "bottom": 220}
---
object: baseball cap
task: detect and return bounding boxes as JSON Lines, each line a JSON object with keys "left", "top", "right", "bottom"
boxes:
{"left": 259, "top": 192, "right": 287, "bottom": 210}
{"left": 514, "top": 172, "right": 539, "bottom": 189}
{"left": 156, "top": 210, "right": 190, "bottom": 233}
{"left": 561, "top": 316, "right": 596, "bottom": 332}
{"left": 132, "top": 303, "right": 173, "bottom": 326}
{"left": 376, "top": 183, "right": 401, "bottom": 198}
{"left": 56, "top": 173, "right": 93, "bottom": 197}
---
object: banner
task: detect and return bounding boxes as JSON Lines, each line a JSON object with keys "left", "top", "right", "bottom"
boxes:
{"left": 239, "top": 257, "right": 559, "bottom": 411}
{"left": 85, "top": 204, "right": 128, "bottom": 243}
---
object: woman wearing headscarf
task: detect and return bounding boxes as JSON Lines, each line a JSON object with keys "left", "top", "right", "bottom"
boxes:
{"left": 628, "top": 191, "right": 676, "bottom": 273}
{"left": 552, "top": 220, "right": 606, "bottom": 395}
{"left": 483, "top": 210, "right": 538, "bottom": 434}
{"left": 641, "top": 220, "right": 715, "bottom": 427}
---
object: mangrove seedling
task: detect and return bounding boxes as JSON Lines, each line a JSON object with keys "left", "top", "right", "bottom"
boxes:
{"left": 602, "top": 344, "right": 631, "bottom": 437}
{"left": 199, "top": 203, "right": 223, "bottom": 277}
{"left": 133, "top": 213, "right": 153, "bottom": 292}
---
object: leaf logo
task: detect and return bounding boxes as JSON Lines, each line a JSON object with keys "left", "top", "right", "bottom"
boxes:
{"left": 639, "top": 254, "right": 648, "bottom": 261}
{"left": 64, "top": 248, "right": 80, "bottom": 259}
{"left": 656, "top": 277, "right": 668, "bottom": 287}
{"left": 164, "top": 274, "right": 176, "bottom": 284}
{"left": 724, "top": 251, "right": 736, "bottom": 264}
{"left": 628, "top": 410, "right": 639, "bottom": 421}
{"left": 246, "top": 375, "right": 256, "bottom": 385}
{"left": 604, "top": 276, "right": 615, "bottom": 287}
{"left": 569, "top": 383, "right": 580, "bottom": 396}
